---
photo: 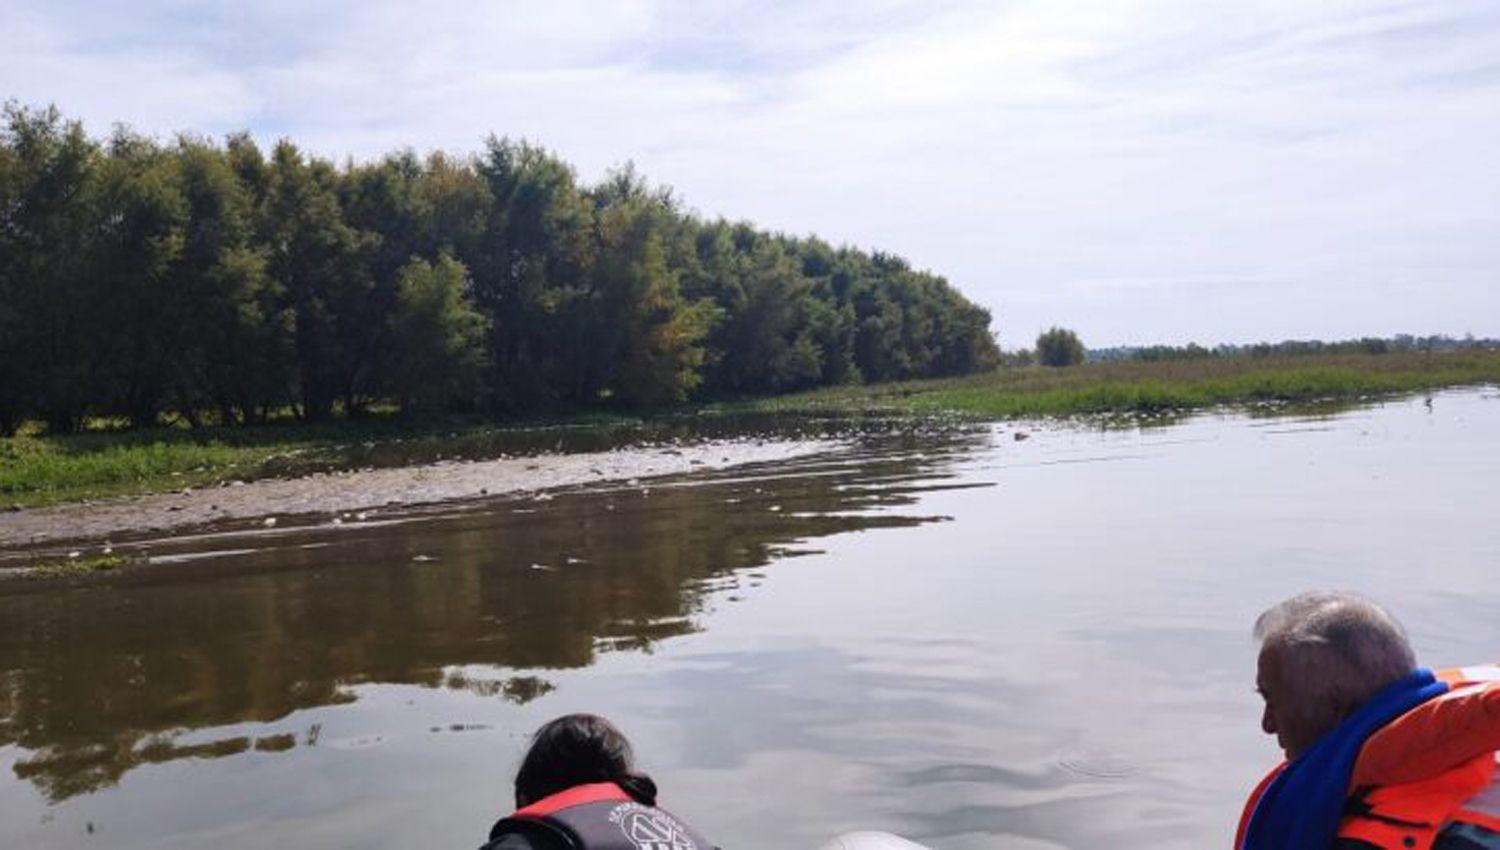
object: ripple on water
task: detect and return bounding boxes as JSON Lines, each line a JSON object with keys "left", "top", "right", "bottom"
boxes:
{"left": 1056, "top": 748, "right": 1143, "bottom": 780}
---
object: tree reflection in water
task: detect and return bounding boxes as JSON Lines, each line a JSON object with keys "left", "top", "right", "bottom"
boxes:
{"left": 0, "top": 423, "right": 988, "bottom": 802}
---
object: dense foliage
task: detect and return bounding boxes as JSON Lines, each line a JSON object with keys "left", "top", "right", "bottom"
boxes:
{"left": 0, "top": 104, "right": 998, "bottom": 434}
{"left": 1035, "top": 327, "right": 1085, "bottom": 367}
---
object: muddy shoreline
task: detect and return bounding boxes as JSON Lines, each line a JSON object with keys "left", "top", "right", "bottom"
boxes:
{"left": 0, "top": 437, "right": 835, "bottom": 553}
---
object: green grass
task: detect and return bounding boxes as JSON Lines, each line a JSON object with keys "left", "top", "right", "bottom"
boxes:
{"left": 719, "top": 350, "right": 1500, "bottom": 419}
{"left": 0, "top": 434, "right": 270, "bottom": 506}
{"left": 3, "top": 350, "right": 1497, "bottom": 509}
{"left": 21, "top": 553, "right": 142, "bottom": 578}
{"left": 0, "top": 412, "right": 641, "bottom": 509}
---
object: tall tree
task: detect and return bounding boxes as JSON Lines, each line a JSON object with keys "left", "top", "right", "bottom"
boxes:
{"left": 95, "top": 129, "right": 190, "bottom": 427}
{"left": 592, "top": 188, "right": 716, "bottom": 408}
{"left": 387, "top": 254, "right": 489, "bottom": 411}
{"left": 472, "top": 138, "right": 595, "bottom": 410}
{"left": 170, "top": 136, "right": 292, "bottom": 424}
{"left": 262, "top": 141, "right": 374, "bottom": 420}
{"left": 0, "top": 104, "right": 105, "bottom": 433}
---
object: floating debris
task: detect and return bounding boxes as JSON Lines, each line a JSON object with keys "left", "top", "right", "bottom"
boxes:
{"left": 529, "top": 563, "right": 557, "bottom": 572}
{"left": 1014, "top": 431, "right": 1031, "bottom": 441}
{"left": 253, "top": 733, "right": 296, "bottom": 752}
{"left": 411, "top": 555, "right": 436, "bottom": 563}
{"left": 262, "top": 517, "right": 277, "bottom": 528}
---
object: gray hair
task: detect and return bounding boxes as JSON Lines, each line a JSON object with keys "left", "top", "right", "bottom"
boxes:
{"left": 1254, "top": 591, "right": 1417, "bottom": 724}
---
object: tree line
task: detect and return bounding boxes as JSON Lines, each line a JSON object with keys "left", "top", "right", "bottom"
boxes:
{"left": 1088, "top": 334, "right": 1500, "bottom": 364}
{"left": 0, "top": 104, "right": 999, "bottom": 435}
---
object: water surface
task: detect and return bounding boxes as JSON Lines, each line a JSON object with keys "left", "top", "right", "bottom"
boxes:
{"left": 2, "top": 391, "right": 1497, "bottom": 849}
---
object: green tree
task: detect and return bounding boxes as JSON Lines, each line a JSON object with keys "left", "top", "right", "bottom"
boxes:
{"left": 0, "top": 104, "right": 105, "bottom": 433}
{"left": 1036, "top": 326, "right": 1086, "bottom": 367}
{"left": 794, "top": 238, "right": 858, "bottom": 385}
{"left": 95, "top": 129, "right": 190, "bottom": 428}
{"left": 172, "top": 137, "right": 292, "bottom": 423}
{"left": 0, "top": 105, "right": 1006, "bottom": 429}
{"left": 416, "top": 151, "right": 490, "bottom": 261}
{"left": 388, "top": 255, "right": 489, "bottom": 411}
{"left": 262, "top": 141, "right": 375, "bottom": 420}
{"left": 702, "top": 241, "right": 821, "bottom": 395}
{"left": 472, "top": 138, "right": 595, "bottom": 410}
{"left": 591, "top": 183, "right": 716, "bottom": 408}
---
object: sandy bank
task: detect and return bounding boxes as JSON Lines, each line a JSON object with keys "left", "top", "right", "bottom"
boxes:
{"left": 0, "top": 437, "right": 834, "bottom": 550}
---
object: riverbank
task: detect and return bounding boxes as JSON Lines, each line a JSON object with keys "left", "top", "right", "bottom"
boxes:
{"left": 0, "top": 413, "right": 643, "bottom": 509}
{"left": 0, "top": 436, "right": 833, "bottom": 552}
{"left": 3, "top": 350, "right": 1496, "bottom": 510}
{"left": 721, "top": 350, "right": 1500, "bottom": 418}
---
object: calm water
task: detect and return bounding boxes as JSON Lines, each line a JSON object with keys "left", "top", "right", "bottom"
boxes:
{"left": 2, "top": 390, "right": 1498, "bottom": 849}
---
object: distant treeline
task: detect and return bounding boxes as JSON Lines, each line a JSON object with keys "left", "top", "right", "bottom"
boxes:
{"left": 1089, "top": 334, "right": 1500, "bottom": 364}
{"left": 0, "top": 104, "right": 998, "bottom": 434}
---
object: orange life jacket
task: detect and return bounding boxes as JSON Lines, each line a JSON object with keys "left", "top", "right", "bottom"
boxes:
{"left": 1236, "top": 664, "right": 1500, "bottom": 850}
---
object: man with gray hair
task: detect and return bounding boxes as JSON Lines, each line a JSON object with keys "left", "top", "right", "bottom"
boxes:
{"left": 1235, "top": 591, "right": 1500, "bottom": 850}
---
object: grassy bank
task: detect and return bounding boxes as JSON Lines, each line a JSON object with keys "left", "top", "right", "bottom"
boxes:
{"left": 3, "top": 350, "right": 1497, "bottom": 510}
{"left": 0, "top": 413, "right": 638, "bottom": 510}
{"left": 723, "top": 350, "right": 1500, "bottom": 418}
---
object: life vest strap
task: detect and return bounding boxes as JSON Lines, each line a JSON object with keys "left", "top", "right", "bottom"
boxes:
{"left": 513, "top": 783, "right": 633, "bottom": 818}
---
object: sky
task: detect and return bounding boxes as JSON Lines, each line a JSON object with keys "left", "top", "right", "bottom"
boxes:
{"left": 3, "top": 0, "right": 1497, "bottom": 348}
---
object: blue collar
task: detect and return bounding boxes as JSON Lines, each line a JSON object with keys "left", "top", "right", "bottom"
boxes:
{"left": 1243, "top": 668, "right": 1449, "bottom": 850}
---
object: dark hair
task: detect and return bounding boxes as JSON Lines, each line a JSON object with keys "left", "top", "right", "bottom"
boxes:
{"left": 514, "top": 714, "right": 658, "bottom": 809}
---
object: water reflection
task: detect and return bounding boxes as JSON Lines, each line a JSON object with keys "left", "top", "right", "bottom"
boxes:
{"left": 5, "top": 391, "right": 1498, "bottom": 849}
{"left": 261, "top": 413, "right": 961, "bottom": 477}
{"left": 0, "top": 424, "right": 987, "bottom": 803}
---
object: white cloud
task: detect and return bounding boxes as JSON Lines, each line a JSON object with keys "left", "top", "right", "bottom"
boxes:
{"left": 3, "top": 0, "right": 1497, "bottom": 345}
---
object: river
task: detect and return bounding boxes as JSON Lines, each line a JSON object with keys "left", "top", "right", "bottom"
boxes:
{"left": 2, "top": 389, "right": 1497, "bottom": 849}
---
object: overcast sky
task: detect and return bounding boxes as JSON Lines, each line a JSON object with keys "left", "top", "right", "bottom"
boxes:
{"left": 4, "top": 0, "right": 1497, "bottom": 347}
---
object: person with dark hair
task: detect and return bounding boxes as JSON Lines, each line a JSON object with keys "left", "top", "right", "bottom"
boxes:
{"left": 481, "top": 714, "right": 718, "bottom": 850}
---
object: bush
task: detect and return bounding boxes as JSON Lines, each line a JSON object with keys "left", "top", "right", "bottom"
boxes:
{"left": 1036, "top": 327, "right": 1085, "bottom": 367}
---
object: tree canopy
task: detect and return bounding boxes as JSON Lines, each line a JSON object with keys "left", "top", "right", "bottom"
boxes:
{"left": 0, "top": 104, "right": 1000, "bottom": 433}
{"left": 1036, "top": 327, "right": 1085, "bottom": 367}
